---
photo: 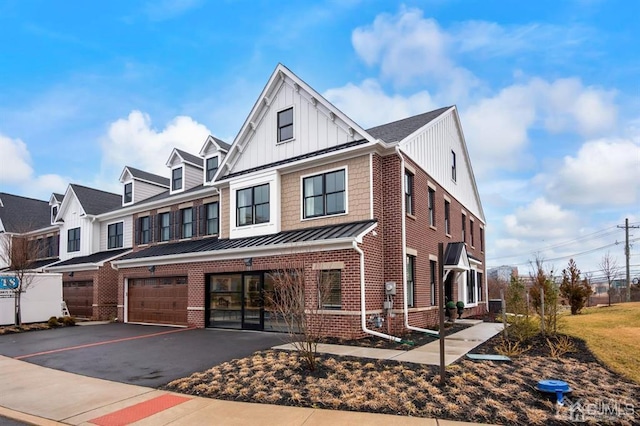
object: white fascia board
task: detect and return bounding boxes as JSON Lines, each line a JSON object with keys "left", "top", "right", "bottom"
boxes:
{"left": 118, "top": 167, "right": 132, "bottom": 183}
{"left": 97, "top": 187, "right": 216, "bottom": 221}
{"left": 112, "top": 239, "right": 356, "bottom": 269}
{"left": 354, "top": 221, "right": 378, "bottom": 244}
{"left": 215, "top": 140, "right": 378, "bottom": 185}
{"left": 46, "top": 263, "right": 100, "bottom": 272}
{"left": 58, "top": 186, "right": 87, "bottom": 218}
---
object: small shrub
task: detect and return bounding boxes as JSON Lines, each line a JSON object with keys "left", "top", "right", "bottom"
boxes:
{"left": 62, "top": 316, "right": 76, "bottom": 326}
{"left": 47, "top": 316, "right": 59, "bottom": 327}
{"left": 507, "top": 316, "right": 539, "bottom": 341}
{"left": 547, "top": 335, "right": 577, "bottom": 359}
{"left": 495, "top": 337, "right": 531, "bottom": 357}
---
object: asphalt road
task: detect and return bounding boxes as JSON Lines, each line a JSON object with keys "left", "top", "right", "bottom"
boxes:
{"left": 0, "top": 323, "right": 284, "bottom": 387}
{"left": 0, "top": 416, "right": 27, "bottom": 426}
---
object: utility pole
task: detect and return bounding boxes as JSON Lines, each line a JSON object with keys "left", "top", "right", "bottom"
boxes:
{"left": 617, "top": 218, "right": 639, "bottom": 302}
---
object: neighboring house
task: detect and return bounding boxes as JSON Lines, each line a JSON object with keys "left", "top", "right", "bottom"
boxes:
{"left": 45, "top": 184, "right": 128, "bottom": 319}
{"left": 0, "top": 192, "right": 60, "bottom": 272}
{"left": 107, "top": 64, "right": 487, "bottom": 339}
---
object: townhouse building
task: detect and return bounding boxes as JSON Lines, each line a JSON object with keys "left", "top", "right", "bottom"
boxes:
{"left": 0, "top": 64, "right": 486, "bottom": 338}
{"left": 102, "top": 64, "right": 487, "bottom": 339}
{"left": 0, "top": 193, "right": 60, "bottom": 272}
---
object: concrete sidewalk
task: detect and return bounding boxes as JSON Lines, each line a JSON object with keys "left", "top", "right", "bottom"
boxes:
{"left": 274, "top": 320, "right": 504, "bottom": 366}
{"left": 0, "top": 321, "right": 501, "bottom": 425}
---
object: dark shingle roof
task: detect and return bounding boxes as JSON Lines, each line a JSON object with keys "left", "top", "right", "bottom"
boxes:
{"left": 366, "top": 106, "right": 451, "bottom": 143}
{"left": 212, "top": 136, "right": 231, "bottom": 151}
{"left": 0, "top": 193, "right": 52, "bottom": 232}
{"left": 52, "top": 193, "right": 64, "bottom": 202}
{"left": 48, "top": 248, "right": 130, "bottom": 267}
{"left": 70, "top": 184, "right": 122, "bottom": 215}
{"left": 120, "top": 220, "right": 377, "bottom": 261}
{"left": 175, "top": 148, "right": 204, "bottom": 167}
{"left": 125, "top": 166, "right": 170, "bottom": 187}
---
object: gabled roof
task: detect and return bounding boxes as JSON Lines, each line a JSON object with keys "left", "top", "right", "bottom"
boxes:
{"left": 366, "top": 107, "right": 451, "bottom": 143}
{"left": 121, "top": 166, "right": 170, "bottom": 187}
{"left": 69, "top": 184, "right": 122, "bottom": 216}
{"left": 211, "top": 136, "right": 231, "bottom": 152}
{"left": 52, "top": 193, "right": 64, "bottom": 203}
{"left": 117, "top": 219, "right": 377, "bottom": 262}
{"left": 167, "top": 148, "right": 204, "bottom": 168}
{"left": 199, "top": 135, "right": 231, "bottom": 157}
{"left": 443, "top": 242, "right": 470, "bottom": 271}
{"left": 0, "top": 193, "right": 52, "bottom": 233}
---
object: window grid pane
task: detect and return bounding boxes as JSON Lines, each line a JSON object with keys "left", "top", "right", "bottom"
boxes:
{"left": 303, "top": 170, "right": 345, "bottom": 219}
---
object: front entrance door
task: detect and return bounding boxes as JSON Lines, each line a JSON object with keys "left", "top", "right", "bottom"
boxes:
{"left": 445, "top": 272, "right": 454, "bottom": 304}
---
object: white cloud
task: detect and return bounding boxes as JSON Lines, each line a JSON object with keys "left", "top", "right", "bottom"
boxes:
{"left": 324, "top": 79, "right": 438, "bottom": 129}
{"left": 0, "top": 135, "right": 32, "bottom": 183}
{"left": 503, "top": 197, "right": 579, "bottom": 240}
{"left": 542, "top": 137, "right": 640, "bottom": 205}
{"left": 100, "top": 110, "right": 211, "bottom": 178}
{"left": 0, "top": 134, "right": 68, "bottom": 199}
{"left": 351, "top": 6, "right": 478, "bottom": 96}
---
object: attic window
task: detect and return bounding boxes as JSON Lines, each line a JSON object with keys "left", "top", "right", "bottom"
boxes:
{"left": 51, "top": 206, "right": 58, "bottom": 223}
{"left": 277, "top": 107, "right": 293, "bottom": 142}
{"left": 206, "top": 157, "right": 218, "bottom": 182}
{"left": 124, "top": 183, "right": 132, "bottom": 204}
{"left": 451, "top": 150, "right": 457, "bottom": 182}
{"left": 172, "top": 167, "right": 183, "bottom": 191}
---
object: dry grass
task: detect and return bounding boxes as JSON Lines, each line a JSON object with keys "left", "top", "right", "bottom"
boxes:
{"left": 166, "top": 339, "right": 640, "bottom": 425}
{"left": 560, "top": 302, "right": 640, "bottom": 383}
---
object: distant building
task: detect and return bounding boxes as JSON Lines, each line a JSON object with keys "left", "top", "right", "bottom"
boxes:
{"left": 487, "top": 265, "right": 518, "bottom": 282}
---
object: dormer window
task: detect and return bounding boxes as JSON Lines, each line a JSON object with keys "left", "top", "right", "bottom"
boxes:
{"left": 172, "top": 167, "right": 183, "bottom": 191}
{"left": 206, "top": 156, "right": 219, "bottom": 182}
{"left": 51, "top": 205, "right": 58, "bottom": 223}
{"left": 277, "top": 107, "right": 293, "bottom": 142}
{"left": 123, "top": 183, "right": 132, "bottom": 204}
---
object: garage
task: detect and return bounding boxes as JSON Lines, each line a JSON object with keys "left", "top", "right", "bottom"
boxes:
{"left": 128, "top": 276, "right": 188, "bottom": 325}
{"left": 63, "top": 280, "right": 94, "bottom": 318}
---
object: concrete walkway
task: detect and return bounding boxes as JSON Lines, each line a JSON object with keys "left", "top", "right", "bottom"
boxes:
{"left": 274, "top": 320, "right": 504, "bottom": 366}
{"left": 0, "top": 321, "right": 502, "bottom": 426}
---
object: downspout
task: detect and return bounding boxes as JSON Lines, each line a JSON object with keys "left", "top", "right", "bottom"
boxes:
{"left": 353, "top": 241, "right": 401, "bottom": 342}
{"left": 396, "top": 146, "right": 439, "bottom": 336}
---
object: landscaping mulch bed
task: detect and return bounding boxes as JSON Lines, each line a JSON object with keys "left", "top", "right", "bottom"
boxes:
{"left": 0, "top": 318, "right": 76, "bottom": 335}
{"left": 165, "top": 332, "right": 640, "bottom": 425}
{"left": 320, "top": 321, "right": 472, "bottom": 350}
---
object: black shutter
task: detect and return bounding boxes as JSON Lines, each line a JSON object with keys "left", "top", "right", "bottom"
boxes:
{"left": 150, "top": 215, "right": 155, "bottom": 243}
{"left": 134, "top": 218, "right": 140, "bottom": 245}
{"left": 199, "top": 205, "right": 206, "bottom": 236}
{"left": 169, "top": 211, "right": 175, "bottom": 240}
{"left": 53, "top": 234, "right": 59, "bottom": 257}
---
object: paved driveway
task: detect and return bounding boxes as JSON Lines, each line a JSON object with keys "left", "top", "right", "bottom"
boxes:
{"left": 0, "top": 323, "right": 284, "bottom": 387}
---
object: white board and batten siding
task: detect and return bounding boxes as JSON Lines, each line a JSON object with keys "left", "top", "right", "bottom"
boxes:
{"left": 99, "top": 216, "right": 133, "bottom": 252}
{"left": 400, "top": 110, "right": 485, "bottom": 223}
{"left": 229, "top": 78, "right": 361, "bottom": 176}
{"left": 57, "top": 196, "right": 95, "bottom": 261}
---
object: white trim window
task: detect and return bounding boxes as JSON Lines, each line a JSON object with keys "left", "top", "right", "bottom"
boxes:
{"left": 123, "top": 182, "right": 133, "bottom": 204}
{"left": 451, "top": 150, "right": 457, "bottom": 182}
{"left": 181, "top": 207, "right": 194, "bottom": 239}
{"left": 319, "top": 269, "right": 341, "bottom": 310}
{"left": 68, "top": 227, "right": 80, "bottom": 252}
{"left": 302, "top": 169, "right": 346, "bottom": 219}
{"left": 158, "top": 212, "right": 171, "bottom": 242}
{"left": 428, "top": 187, "right": 435, "bottom": 226}
{"left": 139, "top": 216, "right": 151, "bottom": 244}
{"left": 406, "top": 255, "right": 416, "bottom": 307}
{"left": 205, "top": 156, "right": 219, "bottom": 182}
{"left": 277, "top": 107, "right": 294, "bottom": 143}
{"left": 444, "top": 200, "right": 451, "bottom": 235}
{"left": 237, "top": 184, "right": 270, "bottom": 226}
{"left": 108, "top": 222, "right": 124, "bottom": 249}
{"left": 204, "top": 202, "right": 219, "bottom": 235}
{"left": 172, "top": 167, "right": 183, "bottom": 191}
{"left": 404, "top": 170, "right": 414, "bottom": 215}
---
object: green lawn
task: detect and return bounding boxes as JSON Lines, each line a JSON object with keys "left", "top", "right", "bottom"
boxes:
{"left": 560, "top": 302, "right": 640, "bottom": 383}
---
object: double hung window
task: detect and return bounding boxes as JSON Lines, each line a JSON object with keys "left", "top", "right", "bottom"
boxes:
{"left": 237, "top": 184, "right": 270, "bottom": 226}
{"left": 303, "top": 169, "right": 346, "bottom": 218}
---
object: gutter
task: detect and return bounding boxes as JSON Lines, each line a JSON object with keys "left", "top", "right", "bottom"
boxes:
{"left": 396, "top": 146, "right": 439, "bottom": 336}
{"left": 353, "top": 241, "right": 401, "bottom": 342}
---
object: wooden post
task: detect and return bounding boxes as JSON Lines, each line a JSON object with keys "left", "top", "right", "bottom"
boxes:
{"left": 438, "top": 243, "right": 446, "bottom": 386}
{"left": 500, "top": 289, "right": 507, "bottom": 339}
{"left": 540, "top": 287, "right": 545, "bottom": 336}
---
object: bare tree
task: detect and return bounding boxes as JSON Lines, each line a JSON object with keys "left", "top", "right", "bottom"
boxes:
{"left": 0, "top": 233, "right": 39, "bottom": 326}
{"left": 265, "top": 261, "right": 335, "bottom": 371}
{"left": 599, "top": 252, "right": 620, "bottom": 307}
{"left": 528, "top": 255, "right": 559, "bottom": 334}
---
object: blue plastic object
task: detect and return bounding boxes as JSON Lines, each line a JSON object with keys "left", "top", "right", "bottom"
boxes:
{"left": 536, "top": 379, "right": 572, "bottom": 405}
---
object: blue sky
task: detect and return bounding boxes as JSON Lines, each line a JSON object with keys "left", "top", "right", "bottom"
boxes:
{"left": 1, "top": 0, "right": 638, "bottom": 279}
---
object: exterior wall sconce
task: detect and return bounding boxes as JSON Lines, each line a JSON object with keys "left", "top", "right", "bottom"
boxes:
{"left": 243, "top": 258, "right": 253, "bottom": 267}
{"left": 148, "top": 265, "right": 156, "bottom": 273}
{"left": 68, "top": 271, "right": 74, "bottom": 277}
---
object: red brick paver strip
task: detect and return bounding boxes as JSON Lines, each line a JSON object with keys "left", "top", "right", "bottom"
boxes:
{"left": 88, "top": 394, "right": 191, "bottom": 426}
